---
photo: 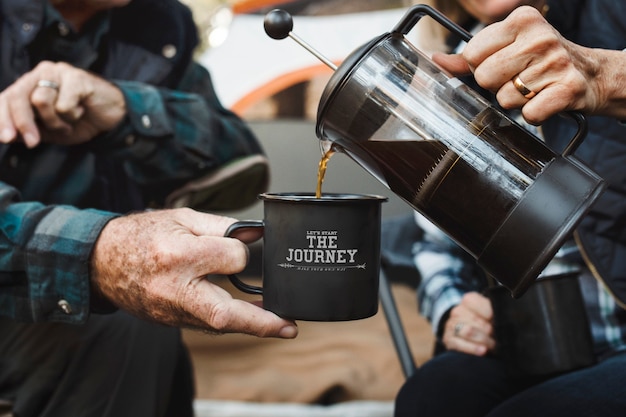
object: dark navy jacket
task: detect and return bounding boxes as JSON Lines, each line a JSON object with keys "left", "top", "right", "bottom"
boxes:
{"left": 545, "top": 0, "right": 626, "bottom": 305}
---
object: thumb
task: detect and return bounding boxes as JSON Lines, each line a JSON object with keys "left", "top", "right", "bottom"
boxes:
{"left": 191, "top": 280, "right": 299, "bottom": 339}
{"left": 216, "top": 296, "right": 299, "bottom": 339}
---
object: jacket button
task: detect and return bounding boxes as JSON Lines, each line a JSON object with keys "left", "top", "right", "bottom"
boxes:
{"left": 141, "top": 115, "right": 151, "bottom": 128}
{"left": 162, "top": 44, "right": 177, "bottom": 59}
{"left": 58, "top": 300, "right": 73, "bottom": 315}
{"left": 58, "top": 22, "right": 70, "bottom": 36}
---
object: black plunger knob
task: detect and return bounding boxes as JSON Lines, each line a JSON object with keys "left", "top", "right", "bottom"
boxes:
{"left": 264, "top": 9, "right": 293, "bottom": 40}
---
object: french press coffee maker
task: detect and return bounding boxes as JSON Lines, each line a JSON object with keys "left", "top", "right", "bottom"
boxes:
{"left": 264, "top": 4, "right": 606, "bottom": 298}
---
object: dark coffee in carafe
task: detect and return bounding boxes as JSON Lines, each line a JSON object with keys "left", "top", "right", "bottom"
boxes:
{"left": 339, "top": 107, "right": 555, "bottom": 258}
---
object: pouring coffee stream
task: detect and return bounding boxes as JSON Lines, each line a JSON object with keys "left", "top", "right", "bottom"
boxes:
{"left": 263, "top": 5, "right": 606, "bottom": 298}
{"left": 263, "top": 8, "right": 446, "bottom": 199}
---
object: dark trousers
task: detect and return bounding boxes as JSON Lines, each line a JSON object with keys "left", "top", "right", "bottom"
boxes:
{"left": 0, "top": 311, "right": 194, "bottom": 417}
{"left": 395, "top": 350, "right": 626, "bottom": 417}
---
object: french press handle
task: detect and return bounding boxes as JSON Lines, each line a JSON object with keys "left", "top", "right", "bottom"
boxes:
{"left": 392, "top": 4, "right": 588, "bottom": 156}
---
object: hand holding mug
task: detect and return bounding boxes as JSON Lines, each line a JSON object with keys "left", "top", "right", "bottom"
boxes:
{"left": 91, "top": 208, "right": 298, "bottom": 339}
{"left": 444, "top": 292, "right": 495, "bottom": 356}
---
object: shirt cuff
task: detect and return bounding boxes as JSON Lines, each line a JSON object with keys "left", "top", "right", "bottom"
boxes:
{"left": 430, "top": 286, "right": 463, "bottom": 336}
{"left": 114, "top": 80, "right": 173, "bottom": 137}
{"left": 90, "top": 80, "right": 174, "bottom": 153}
{"left": 26, "top": 207, "right": 118, "bottom": 323}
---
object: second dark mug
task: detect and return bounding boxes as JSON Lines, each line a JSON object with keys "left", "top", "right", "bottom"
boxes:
{"left": 487, "top": 272, "right": 596, "bottom": 377}
{"left": 225, "top": 192, "right": 387, "bottom": 321}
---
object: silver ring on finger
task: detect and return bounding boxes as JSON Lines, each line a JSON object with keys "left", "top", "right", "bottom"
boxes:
{"left": 453, "top": 322, "right": 464, "bottom": 337}
{"left": 36, "top": 79, "right": 60, "bottom": 91}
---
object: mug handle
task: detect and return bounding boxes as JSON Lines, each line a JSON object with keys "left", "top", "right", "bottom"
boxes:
{"left": 392, "top": 4, "right": 588, "bottom": 156}
{"left": 224, "top": 220, "right": 264, "bottom": 295}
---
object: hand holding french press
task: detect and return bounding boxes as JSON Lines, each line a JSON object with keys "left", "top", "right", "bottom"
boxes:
{"left": 432, "top": 5, "right": 626, "bottom": 124}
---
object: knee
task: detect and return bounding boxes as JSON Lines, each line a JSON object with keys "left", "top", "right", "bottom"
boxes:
{"left": 394, "top": 352, "right": 508, "bottom": 417}
{"left": 394, "top": 355, "right": 457, "bottom": 416}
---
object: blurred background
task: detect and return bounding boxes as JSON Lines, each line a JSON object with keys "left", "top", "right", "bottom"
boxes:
{"left": 183, "top": 0, "right": 437, "bottom": 120}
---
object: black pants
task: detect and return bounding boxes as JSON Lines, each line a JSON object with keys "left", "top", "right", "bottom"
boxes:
{"left": 0, "top": 311, "right": 194, "bottom": 417}
{"left": 394, "top": 350, "right": 626, "bottom": 417}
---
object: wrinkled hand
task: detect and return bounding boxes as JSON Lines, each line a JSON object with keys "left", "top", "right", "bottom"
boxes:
{"left": 91, "top": 208, "right": 298, "bottom": 339}
{"left": 0, "top": 60, "right": 126, "bottom": 148}
{"left": 443, "top": 292, "right": 495, "bottom": 356}
{"left": 433, "top": 6, "right": 626, "bottom": 124}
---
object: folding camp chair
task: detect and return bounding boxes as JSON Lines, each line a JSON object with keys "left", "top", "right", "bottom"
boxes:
{"left": 380, "top": 266, "right": 417, "bottom": 379}
{"left": 378, "top": 213, "right": 424, "bottom": 379}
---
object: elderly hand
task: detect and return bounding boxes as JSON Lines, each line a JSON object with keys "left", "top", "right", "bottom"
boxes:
{"left": 433, "top": 6, "right": 626, "bottom": 124}
{"left": 0, "top": 60, "right": 126, "bottom": 148}
{"left": 90, "top": 208, "right": 298, "bottom": 339}
{"left": 443, "top": 292, "right": 495, "bottom": 356}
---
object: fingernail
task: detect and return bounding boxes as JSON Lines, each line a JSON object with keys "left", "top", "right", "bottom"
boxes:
{"left": 0, "top": 128, "right": 13, "bottom": 142}
{"left": 279, "top": 325, "right": 298, "bottom": 339}
{"left": 23, "top": 132, "right": 39, "bottom": 148}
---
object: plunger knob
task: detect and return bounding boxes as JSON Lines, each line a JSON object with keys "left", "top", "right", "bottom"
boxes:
{"left": 263, "top": 9, "right": 337, "bottom": 70}
{"left": 264, "top": 9, "right": 293, "bottom": 40}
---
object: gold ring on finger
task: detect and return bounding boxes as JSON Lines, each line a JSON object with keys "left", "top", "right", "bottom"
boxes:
{"left": 513, "top": 75, "right": 537, "bottom": 99}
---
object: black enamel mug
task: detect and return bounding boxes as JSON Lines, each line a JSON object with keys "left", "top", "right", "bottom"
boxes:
{"left": 488, "top": 272, "right": 596, "bottom": 377}
{"left": 225, "top": 192, "right": 387, "bottom": 321}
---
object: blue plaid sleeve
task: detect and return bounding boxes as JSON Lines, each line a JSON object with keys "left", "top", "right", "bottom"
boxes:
{"left": 88, "top": 62, "right": 263, "bottom": 207}
{"left": 0, "top": 183, "right": 117, "bottom": 323}
{"left": 413, "top": 213, "right": 487, "bottom": 334}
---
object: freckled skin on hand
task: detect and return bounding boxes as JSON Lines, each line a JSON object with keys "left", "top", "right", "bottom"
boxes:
{"left": 90, "top": 209, "right": 298, "bottom": 339}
